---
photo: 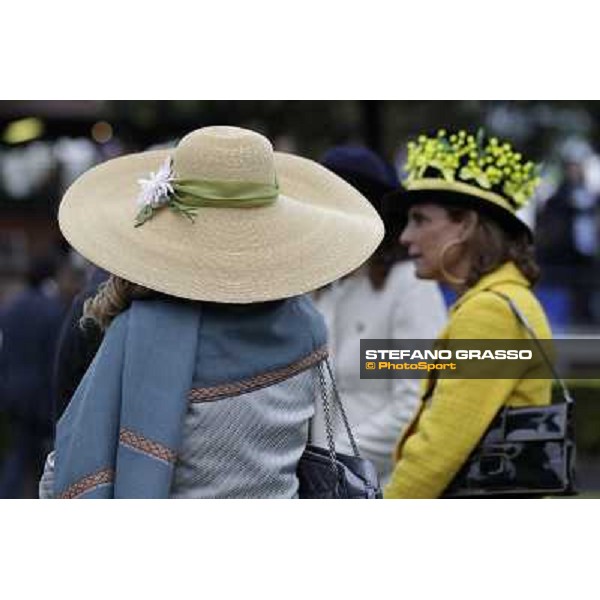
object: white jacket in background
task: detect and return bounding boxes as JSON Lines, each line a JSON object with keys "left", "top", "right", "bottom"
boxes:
{"left": 313, "top": 261, "right": 448, "bottom": 484}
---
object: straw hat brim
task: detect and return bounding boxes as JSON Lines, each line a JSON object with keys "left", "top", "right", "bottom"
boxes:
{"left": 59, "top": 150, "right": 384, "bottom": 303}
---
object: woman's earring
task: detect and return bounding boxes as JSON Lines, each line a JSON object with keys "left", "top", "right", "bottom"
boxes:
{"left": 438, "top": 238, "right": 467, "bottom": 286}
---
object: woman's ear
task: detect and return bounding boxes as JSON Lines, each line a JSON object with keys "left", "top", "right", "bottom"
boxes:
{"left": 460, "top": 210, "right": 478, "bottom": 240}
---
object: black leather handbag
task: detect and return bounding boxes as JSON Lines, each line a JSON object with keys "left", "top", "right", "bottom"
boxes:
{"left": 297, "top": 360, "right": 382, "bottom": 499}
{"left": 443, "top": 292, "right": 576, "bottom": 498}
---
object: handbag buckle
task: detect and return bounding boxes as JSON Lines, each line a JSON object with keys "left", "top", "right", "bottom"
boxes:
{"left": 478, "top": 444, "right": 520, "bottom": 476}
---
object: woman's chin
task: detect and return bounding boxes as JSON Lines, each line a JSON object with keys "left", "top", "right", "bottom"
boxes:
{"left": 412, "top": 261, "right": 434, "bottom": 280}
{"left": 415, "top": 271, "right": 432, "bottom": 281}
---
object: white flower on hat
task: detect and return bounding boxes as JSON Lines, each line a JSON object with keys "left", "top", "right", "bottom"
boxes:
{"left": 136, "top": 156, "right": 175, "bottom": 209}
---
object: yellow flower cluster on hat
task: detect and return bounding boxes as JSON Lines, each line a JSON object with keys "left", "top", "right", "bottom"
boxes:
{"left": 404, "top": 129, "right": 541, "bottom": 207}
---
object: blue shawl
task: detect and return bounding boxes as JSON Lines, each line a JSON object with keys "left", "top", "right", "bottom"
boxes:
{"left": 53, "top": 296, "right": 327, "bottom": 498}
{"left": 54, "top": 300, "right": 200, "bottom": 498}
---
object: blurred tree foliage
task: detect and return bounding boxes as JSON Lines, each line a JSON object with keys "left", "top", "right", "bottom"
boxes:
{"left": 106, "top": 100, "right": 363, "bottom": 156}
{"left": 105, "top": 100, "right": 600, "bottom": 167}
{"left": 3, "top": 99, "right": 600, "bottom": 163}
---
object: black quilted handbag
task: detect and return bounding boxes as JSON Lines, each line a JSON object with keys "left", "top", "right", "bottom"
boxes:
{"left": 443, "top": 292, "right": 576, "bottom": 498}
{"left": 297, "top": 360, "right": 382, "bottom": 499}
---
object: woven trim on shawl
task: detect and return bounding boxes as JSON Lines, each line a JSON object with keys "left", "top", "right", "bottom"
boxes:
{"left": 119, "top": 428, "right": 178, "bottom": 465}
{"left": 188, "top": 346, "right": 328, "bottom": 403}
{"left": 58, "top": 468, "right": 115, "bottom": 499}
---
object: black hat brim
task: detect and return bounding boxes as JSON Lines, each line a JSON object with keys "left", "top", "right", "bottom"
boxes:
{"left": 381, "top": 186, "right": 533, "bottom": 242}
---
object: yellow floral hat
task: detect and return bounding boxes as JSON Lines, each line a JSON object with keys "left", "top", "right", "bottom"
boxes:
{"left": 396, "top": 129, "right": 541, "bottom": 236}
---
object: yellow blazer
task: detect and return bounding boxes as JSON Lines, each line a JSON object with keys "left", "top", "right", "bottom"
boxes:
{"left": 384, "top": 262, "right": 552, "bottom": 499}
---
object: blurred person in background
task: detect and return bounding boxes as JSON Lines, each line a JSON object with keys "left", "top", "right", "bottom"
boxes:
{"left": 0, "top": 251, "right": 85, "bottom": 497}
{"left": 313, "top": 145, "right": 447, "bottom": 484}
{"left": 537, "top": 158, "right": 600, "bottom": 325}
{"left": 53, "top": 266, "right": 109, "bottom": 422}
{"left": 384, "top": 130, "right": 553, "bottom": 498}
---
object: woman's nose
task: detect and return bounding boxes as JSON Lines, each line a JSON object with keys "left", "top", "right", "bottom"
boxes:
{"left": 399, "top": 226, "right": 411, "bottom": 246}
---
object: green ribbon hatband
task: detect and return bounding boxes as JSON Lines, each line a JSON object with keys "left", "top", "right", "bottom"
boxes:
{"left": 135, "top": 178, "right": 279, "bottom": 227}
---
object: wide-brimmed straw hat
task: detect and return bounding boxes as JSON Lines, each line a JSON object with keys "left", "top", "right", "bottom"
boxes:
{"left": 385, "top": 129, "right": 541, "bottom": 239}
{"left": 59, "top": 126, "right": 384, "bottom": 303}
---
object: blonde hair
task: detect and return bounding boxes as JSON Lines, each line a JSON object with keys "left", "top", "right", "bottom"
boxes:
{"left": 81, "top": 275, "right": 153, "bottom": 332}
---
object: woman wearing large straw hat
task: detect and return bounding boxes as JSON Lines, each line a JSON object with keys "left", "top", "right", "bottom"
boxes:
{"left": 383, "top": 129, "right": 553, "bottom": 498}
{"left": 38, "top": 125, "right": 383, "bottom": 499}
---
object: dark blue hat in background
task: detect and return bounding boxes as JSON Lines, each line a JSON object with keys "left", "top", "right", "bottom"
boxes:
{"left": 321, "top": 145, "right": 399, "bottom": 203}
{"left": 321, "top": 145, "right": 409, "bottom": 268}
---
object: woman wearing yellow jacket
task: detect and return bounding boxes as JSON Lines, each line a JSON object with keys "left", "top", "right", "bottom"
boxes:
{"left": 384, "top": 130, "right": 552, "bottom": 499}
